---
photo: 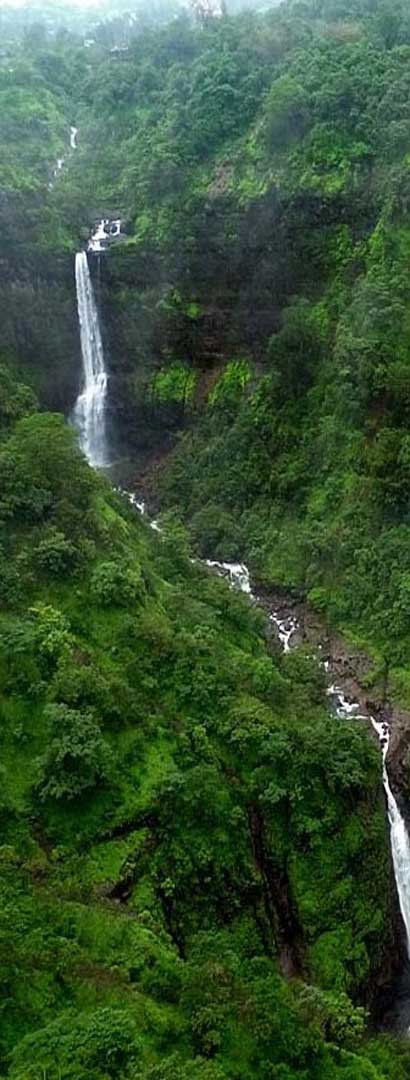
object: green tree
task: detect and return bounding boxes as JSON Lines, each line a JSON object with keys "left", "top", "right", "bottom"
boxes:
{"left": 37, "top": 703, "right": 113, "bottom": 801}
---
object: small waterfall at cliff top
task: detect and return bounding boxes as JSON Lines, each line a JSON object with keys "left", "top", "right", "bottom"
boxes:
{"left": 73, "top": 251, "right": 108, "bottom": 468}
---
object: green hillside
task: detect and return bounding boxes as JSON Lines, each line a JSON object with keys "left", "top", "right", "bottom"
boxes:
{"left": 3, "top": 0, "right": 410, "bottom": 1076}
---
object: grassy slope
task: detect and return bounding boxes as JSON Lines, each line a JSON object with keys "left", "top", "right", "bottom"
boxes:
{"left": 0, "top": 376, "right": 406, "bottom": 1078}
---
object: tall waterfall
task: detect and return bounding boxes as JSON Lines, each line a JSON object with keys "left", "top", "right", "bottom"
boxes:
{"left": 372, "top": 718, "right": 410, "bottom": 957}
{"left": 73, "top": 251, "right": 108, "bottom": 468}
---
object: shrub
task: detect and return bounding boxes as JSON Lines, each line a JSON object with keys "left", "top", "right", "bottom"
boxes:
{"left": 208, "top": 360, "right": 251, "bottom": 410}
{"left": 29, "top": 603, "right": 73, "bottom": 666}
{"left": 265, "top": 75, "right": 311, "bottom": 149}
{"left": 90, "top": 560, "right": 144, "bottom": 607}
{"left": 151, "top": 363, "right": 196, "bottom": 409}
{"left": 33, "top": 527, "right": 77, "bottom": 576}
{"left": 10, "top": 1007, "right": 142, "bottom": 1080}
{"left": 37, "top": 703, "right": 113, "bottom": 801}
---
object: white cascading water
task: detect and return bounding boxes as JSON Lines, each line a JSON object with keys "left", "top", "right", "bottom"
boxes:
{"left": 73, "top": 251, "right": 108, "bottom": 468}
{"left": 200, "top": 556, "right": 410, "bottom": 962}
{"left": 88, "top": 219, "right": 110, "bottom": 253}
{"left": 125, "top": 507, "right": 410, "bottom": 964}
{"left": 372, "top": 718, "right": 410, "bottom": 958}
{"left": 205, "top": 559, "right": 252, "bottom": 594}
{"left": 88, "top": 218, "right": 122, "bottom": 253}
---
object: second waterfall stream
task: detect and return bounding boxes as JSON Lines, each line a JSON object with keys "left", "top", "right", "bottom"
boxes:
{"left": 73, "top": 250, "right": 108, "bottom": 468}
{"left": 205, "top": 560, "right": 410, "bottom": 963}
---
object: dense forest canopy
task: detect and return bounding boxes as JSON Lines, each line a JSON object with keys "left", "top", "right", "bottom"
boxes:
{"left": 0, "top": 0, "right": 280, "bottom": 40}
{"left": 4, "top": 0, "right": 410, "bottom": 1077}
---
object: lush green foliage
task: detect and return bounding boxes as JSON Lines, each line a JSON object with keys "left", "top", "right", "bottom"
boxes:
{"left": 116, "top": 0, "right": 410, "bottom": 705}
{"left": 3, "top": 0, "right": 410, "bottom": 1075}
{"left": 0, "top": 364, "right": 405, "bottom": 1078}
{"left": 35, "top": 0, "right": 410, "bottom": 690}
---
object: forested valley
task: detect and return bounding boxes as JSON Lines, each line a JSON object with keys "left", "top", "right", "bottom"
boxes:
{"left": 4, "top": 0, "right": 410, "bottom": 1077}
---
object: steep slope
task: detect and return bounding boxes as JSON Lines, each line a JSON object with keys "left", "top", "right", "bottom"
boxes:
{"left": 0, "top": 364, "right": 408, "bottom": 1078}
{"left": 3, "top": 1, "right": 410, "bottom": 1076}
{"left": 47, "top": 0, "right": 410, "bottom": 706}
{"left": 0, "top": 35, "right": 89, "bottom": 411}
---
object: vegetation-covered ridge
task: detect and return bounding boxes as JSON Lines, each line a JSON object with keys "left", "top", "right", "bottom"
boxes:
{"left": 4, "top": 0, "right": 410, "bottom": 1075}
{"left": 30, "top": 0, "right": 410, "bottom": 706}
{"left": 0, "top": 363, "right": 408, "bottom": 1077}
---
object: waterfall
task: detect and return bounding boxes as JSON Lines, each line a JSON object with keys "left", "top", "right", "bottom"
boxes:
{"left": 372, "top": 718, "right": 410, "bottom": 957}
{"left": 73, "top": 251, "right": 108, "bottom": 468}
{"left": 88, "top": 218, "right": 123, "bottom": 253}
{"left": 201, "top": 556, "right": 410, "bottom": 962}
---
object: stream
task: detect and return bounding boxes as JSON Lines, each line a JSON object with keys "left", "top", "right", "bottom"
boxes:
{"left": 72, "top": 216, "right": 410, "bottom": 1031}
{"left": 206, "top": 561, "right": 410, "bottom": 961}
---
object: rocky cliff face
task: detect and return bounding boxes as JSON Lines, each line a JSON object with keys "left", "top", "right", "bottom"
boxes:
{"left": 93, "top": 187, "right": 369, "bottom": 458}
{"left": 0, "top": 260, "right": 80, "bottom": 412}
{"left": 0, "top": 188, "right": 80, "bottom": 411}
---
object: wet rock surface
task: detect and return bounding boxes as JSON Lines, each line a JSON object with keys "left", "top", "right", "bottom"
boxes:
{"left": 255, "top": 584, "right": 410, "bottom": 802}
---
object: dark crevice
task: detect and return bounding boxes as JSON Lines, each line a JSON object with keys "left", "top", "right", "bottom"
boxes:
{"left": 248, "top": 801, "right": 304, "bottom": 978}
